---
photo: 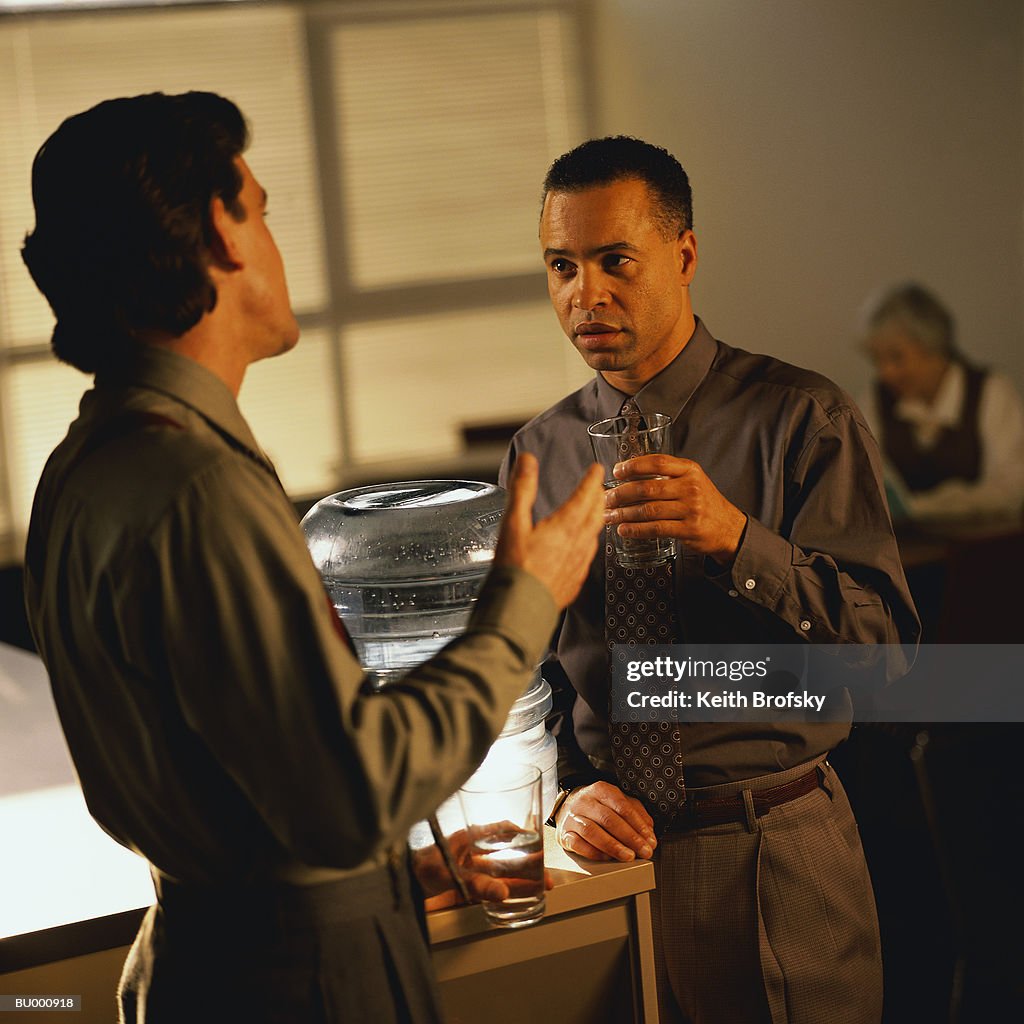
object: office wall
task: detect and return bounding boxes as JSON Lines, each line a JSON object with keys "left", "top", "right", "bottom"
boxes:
{"left": 590, "top": 0, "right": 1024, "bottom": 400}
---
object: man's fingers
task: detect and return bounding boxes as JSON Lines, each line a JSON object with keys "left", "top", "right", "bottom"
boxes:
{"left": 609, "top": 501, "right": 685, "bottom": 527}
{"left": 504, "top": 453, "right": 539, "bottom": 533}
{"left": 587, "top": 808, "right": 656, "bottom": 857}
{"left": 561, "top": 808, "right": 642, "bottom": 862}
{"left": 494, "top": 460, "right": 604, "bottom": 609}
{"left": 560, "top": 828, "right": 611, "bottom": 862}
{"left": 423, "top": 890, "right": 460, "bottom": 911}
{"left": 539, "top": 462, "right": 604, "bottom": 537}
{"left": 613, "top": 453, "right": 691, "bottom": 480}
{"left": 477, "top": 876, "right": 510, "bottom": 902}
{"left": 567, "top": 783, "right": 657, "bottom": 858}
{"left": 621, "top": 801, "right": 657, "bottom": 842}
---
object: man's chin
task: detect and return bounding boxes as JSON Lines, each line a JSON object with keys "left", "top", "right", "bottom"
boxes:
{"left": 277, "top": 320, "right": 301, "bottom": 355}
{"left": 573, "top": 346, "right": 627, "bottom": 372}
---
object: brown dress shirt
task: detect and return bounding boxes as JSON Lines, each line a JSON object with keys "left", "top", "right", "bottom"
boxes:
{"left": 501, "top": 318, "right": 920, "bottom": 786}
{"left": 24, "top": 344, "right": 557, "bottom": 885}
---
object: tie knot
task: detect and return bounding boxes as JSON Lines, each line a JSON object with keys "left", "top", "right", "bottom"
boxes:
{"left": 619, "top": 398, "right": 647, "bottom": 435}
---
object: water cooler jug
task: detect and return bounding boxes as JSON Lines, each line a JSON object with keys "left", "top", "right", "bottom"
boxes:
{"left": 301, "top": 480, "right": 558, "bottom": 838}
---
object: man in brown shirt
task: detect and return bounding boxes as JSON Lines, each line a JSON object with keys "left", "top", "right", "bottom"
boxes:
{"left": 501, "top": 137, "right": 920, "bottom": 1023}
{"left": 21, "top": 92, "right": 604, "bottom": 1023}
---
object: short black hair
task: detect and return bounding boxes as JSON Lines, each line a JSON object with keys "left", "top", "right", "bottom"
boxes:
{"left": 22, "top": 91, "right": 249, "bottom": 375}
{"left": 542, "top": 136, "right": 693, "bottom": 237}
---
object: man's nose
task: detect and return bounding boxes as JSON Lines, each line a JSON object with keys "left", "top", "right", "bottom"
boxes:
{"left": 572, "top": 270, "right": 608, "bottom": 311}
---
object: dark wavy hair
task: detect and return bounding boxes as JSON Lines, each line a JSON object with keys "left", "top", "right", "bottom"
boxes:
{"left": 542, "top": 136, "right": 693, "bottom": 238}
{"left": 21, "top": 91, "right": 248, "bottom": 374}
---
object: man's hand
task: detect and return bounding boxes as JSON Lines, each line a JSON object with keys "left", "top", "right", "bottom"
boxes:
{"left": 412, "top": 829, "right": 553, "bottom": 911}
{"left": 494, "top": 453, "right": 605, "bottom": 609}
{"left": 555, "top": 781, "right": 658, "bottom": 863}
{"left": 604, "top": 454, "right": 747, "bottom": 565}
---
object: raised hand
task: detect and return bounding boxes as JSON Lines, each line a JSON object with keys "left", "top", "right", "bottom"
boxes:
{"left": 494, "top": 453, "right": 605, "bottom": 609}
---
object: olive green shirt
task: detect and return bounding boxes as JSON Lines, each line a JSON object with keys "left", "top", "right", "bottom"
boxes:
{"left": 24, "top": 345, "right": 556, "bottom": 885}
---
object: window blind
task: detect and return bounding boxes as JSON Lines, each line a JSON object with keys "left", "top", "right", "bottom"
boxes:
{"left": 0, "top": 0, "right": 588, "bottom": 560}
{"left": 331, "top": 7, "right": 582, "bottom": 290}
{"left": 0, "top": 4, "right": 324, "bottom": 349}
{"left": 3, "top": 358, "right": 88, "bottom": 536}
{"left": 341, "top": 300, "right": 591, "bottom": 465}
{"left": 239, "top": 327, "right": 342, "bottom": 499}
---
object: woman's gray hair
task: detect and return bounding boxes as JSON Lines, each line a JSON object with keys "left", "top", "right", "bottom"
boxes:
{"left": 861, "top": 282, "right": 957, "bottom": 359}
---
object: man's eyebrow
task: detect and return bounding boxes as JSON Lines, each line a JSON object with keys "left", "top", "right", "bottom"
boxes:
{"left": 543, "top": 241, "right": 641, "bottom": 259}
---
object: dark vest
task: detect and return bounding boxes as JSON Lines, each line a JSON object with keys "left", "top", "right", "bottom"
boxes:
{"left": 876, "top": 364, "right": 986, "bottom": 494}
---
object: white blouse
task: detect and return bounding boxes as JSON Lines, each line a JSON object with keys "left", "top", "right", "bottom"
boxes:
{"left": 862, "top": 362, "right": 1024, "bottom": 522}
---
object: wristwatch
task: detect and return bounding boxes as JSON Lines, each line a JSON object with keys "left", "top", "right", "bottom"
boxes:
{"left": 546, "top": 777, "right": 587, "bottom": 828}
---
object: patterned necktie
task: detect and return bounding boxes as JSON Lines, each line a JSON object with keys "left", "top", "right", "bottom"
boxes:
{"left": 606, "top": 399, "right": 686, "bottom": 819}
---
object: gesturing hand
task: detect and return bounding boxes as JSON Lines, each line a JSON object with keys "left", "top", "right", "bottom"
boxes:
{"left": 604, "top": 454, "right": 747, "bottom": 565}
{"left": 494, "top": 453, "right": 605, "bottom": 609}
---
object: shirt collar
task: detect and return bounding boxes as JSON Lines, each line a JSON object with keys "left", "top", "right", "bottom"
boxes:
{"left": 894, "top": 360, "right": 965, "bottom": 428}
{"left": 96, "top": 344, "right": 274, "bottom": 474}
{"left": 593, "top": 316, "right": 717, "bottom": 420}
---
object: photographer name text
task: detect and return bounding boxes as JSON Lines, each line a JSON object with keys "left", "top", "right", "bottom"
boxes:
{"left": 622, "top": 655, "right": 824, "bottom": 711}
{"left": 624, "top": 689, "right": 826, "bottom": 711}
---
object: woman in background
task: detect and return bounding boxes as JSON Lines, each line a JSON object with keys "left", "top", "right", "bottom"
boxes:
{"left": 862, "top": 282, "right": 1024, "bottom": 523}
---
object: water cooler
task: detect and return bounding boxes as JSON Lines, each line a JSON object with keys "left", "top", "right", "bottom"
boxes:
{"left": 300, "top": 479, "right": 558, "bottom": 840}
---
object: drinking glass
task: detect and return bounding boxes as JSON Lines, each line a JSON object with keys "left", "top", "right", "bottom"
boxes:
{"left": 457, "top": 766, "right": 545, "bottom": 929}
{"left": 588, "top": 412, "right": 677, "bottom": 567}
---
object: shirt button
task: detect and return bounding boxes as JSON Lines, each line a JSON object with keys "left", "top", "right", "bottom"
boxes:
{"left": 728, "top": 589, "right": 739, "bottom": 598}
{"left": 744, "top": 578, "right": 756, "bottom": 590}
{"left": 800, "top": 620, "right": 811, "bottom": 631}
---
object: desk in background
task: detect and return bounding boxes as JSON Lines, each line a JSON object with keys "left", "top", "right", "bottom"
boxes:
{"left": 894, "top": 520, "right": 1024, "bottom": 642}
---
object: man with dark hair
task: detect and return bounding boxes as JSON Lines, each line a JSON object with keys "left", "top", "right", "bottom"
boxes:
{"left": 542, "top": 135, "right": 693, "bottom": 238}
{"left": 501, "top": 136, "right": 920, "bottom": 1023}
{"left": 22, "top": 91, "right": 604, "bottom": 1023}
{"left": 23, "top": 91, "right": 252, "bottom": 375}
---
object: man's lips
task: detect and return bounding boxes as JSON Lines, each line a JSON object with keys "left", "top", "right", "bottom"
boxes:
{"left": 573, "top": 321, "right": 619, "bottom": 337}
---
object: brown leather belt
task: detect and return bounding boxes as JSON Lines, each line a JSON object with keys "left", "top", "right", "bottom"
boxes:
{"left": 662, "top": 763, "right": 824, "bottom": 831}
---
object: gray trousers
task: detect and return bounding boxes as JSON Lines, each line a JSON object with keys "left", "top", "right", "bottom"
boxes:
{"left": 650, "top": 758, "right": 882, "bottom": 1024}
{"left": 118, "top": 858, "right": 442, "bottom": 1024}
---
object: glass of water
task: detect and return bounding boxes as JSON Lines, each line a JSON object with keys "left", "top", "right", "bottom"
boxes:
{"left": 457, "top": 765, "right": 545, "bottom": 929}
{"left": 588, "top": 411, "right": 677, "bottom": 567}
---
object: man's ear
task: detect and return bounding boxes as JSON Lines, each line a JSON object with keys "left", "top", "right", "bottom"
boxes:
{"left": 208, "top": 196, "right": 244, "bottom": 271}
{"left": 678, "top": 229, "right": 698, "bottom": 285}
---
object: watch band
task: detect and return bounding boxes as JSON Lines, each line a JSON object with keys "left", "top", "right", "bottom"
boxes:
{"left": 546, "top": 785, "right": 575, "bottom": 828}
